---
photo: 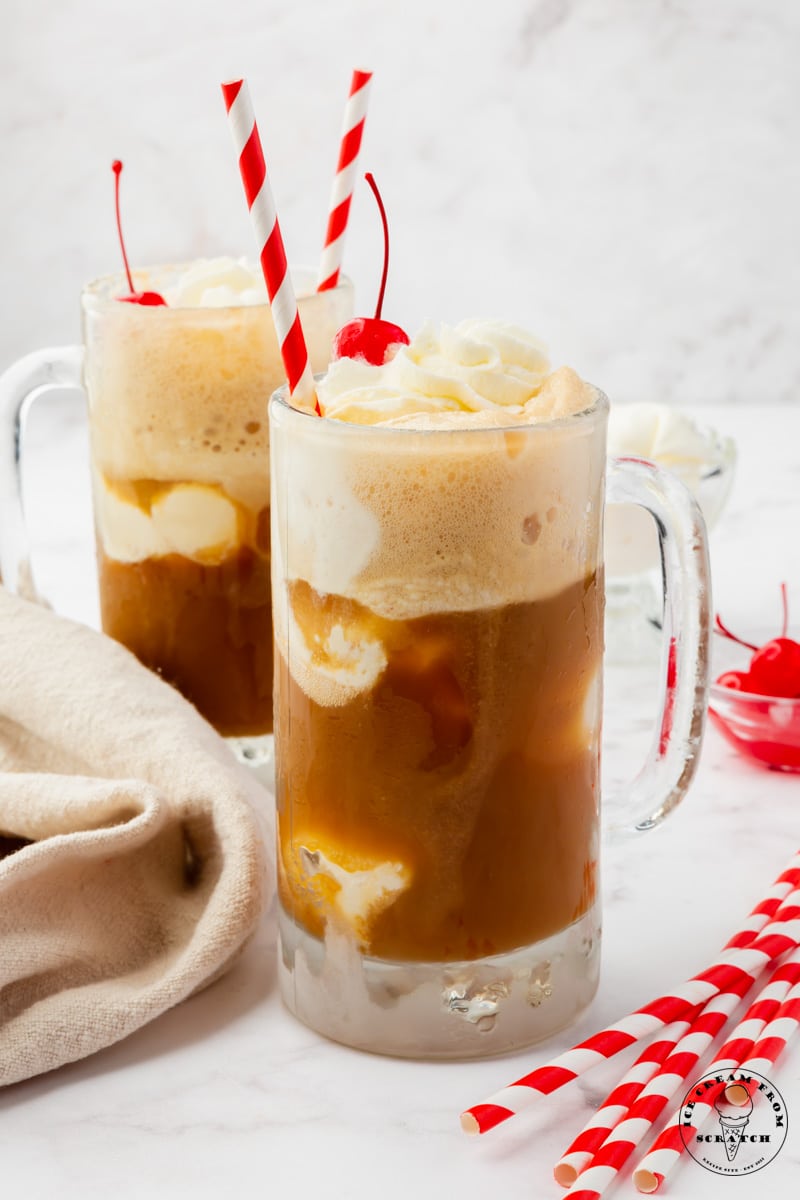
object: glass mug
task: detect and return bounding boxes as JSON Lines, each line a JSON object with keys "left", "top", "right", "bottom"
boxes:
{"left": 0, "top": 265, "right": 353, "bottom": 764}
{"left": 270, "top": 385, "right": 711, "bottom": 1059}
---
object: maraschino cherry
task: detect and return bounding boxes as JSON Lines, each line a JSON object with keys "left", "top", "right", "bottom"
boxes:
{"left": 331, "top": 172, "right": 408, "bottom": 365}
{"left": 111, "top": 160, "right": 166, "bottom": 306}
{"left": 715, "top": 583, "right": 800, "bottom": 698}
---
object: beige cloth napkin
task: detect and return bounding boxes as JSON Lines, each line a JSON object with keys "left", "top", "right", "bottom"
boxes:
{"left": 0, "top": 587, "right": 269, "bottom": 1087}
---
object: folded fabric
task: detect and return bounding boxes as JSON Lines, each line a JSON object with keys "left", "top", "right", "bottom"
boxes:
{"left": 0, "top": 587, "right": 269, "bottom": 1087}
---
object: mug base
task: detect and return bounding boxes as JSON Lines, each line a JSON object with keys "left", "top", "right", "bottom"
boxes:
{"left": 278, "top": 901, "right": 601, "bottom": 1060}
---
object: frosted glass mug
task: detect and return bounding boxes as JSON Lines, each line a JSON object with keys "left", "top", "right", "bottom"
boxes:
{"left": 0, "top": 265, "right": 353, "bottom": 766}
{"left": 269, "top": 385, "right": 711, "bottom": 1059}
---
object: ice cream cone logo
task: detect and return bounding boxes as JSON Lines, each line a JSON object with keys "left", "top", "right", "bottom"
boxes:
{"left": 679, "top": 1069, "right": 788, "bottom": 1178}
{"left": 715, "top": 1085, "right": 754, "bottom": 1162}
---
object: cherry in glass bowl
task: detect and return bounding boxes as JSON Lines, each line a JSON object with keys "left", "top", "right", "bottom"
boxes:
{"left": 709, "top": 627, "right": 800, "bottom": 772}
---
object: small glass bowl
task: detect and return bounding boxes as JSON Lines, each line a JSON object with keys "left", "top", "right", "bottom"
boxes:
{"left": 709, "top": 631, "right": 800, "bottom": 772}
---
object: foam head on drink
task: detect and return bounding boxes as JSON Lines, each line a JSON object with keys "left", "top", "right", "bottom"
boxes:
{"left": 271, "top": 318, "right": 607, "bottom": 1056}
{"left": 85, "top": 258, "right": 351, "bottom": 736}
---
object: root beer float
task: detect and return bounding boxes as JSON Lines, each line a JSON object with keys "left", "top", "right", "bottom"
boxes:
{"left": 85, "top": 161, "right": 352, "bottom": 743}
{"left": 271, "top": 306, "right": 608, "bottom": 1057}
{"left": 86, "top": 257, "right": 352, "bottom": 737}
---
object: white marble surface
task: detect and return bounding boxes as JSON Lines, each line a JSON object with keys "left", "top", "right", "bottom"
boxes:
{"left": 3, "top": 0, "right": 800, "bottom": 405}
{"left": 2, "top": 402, "right": 798, "bottom": 1198}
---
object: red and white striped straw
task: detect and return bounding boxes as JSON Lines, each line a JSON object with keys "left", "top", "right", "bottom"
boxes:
{"left": 633, "top": 950, "right": 800, "bottom": 1193}
{"left": 552, "top": 858, "right": 800, "bottom": 1187}
{"left": 221, "top": 77, "right": 316, "bottom": 412}
{"left": 317, "top": 68, "right": 372, "bottom": 292}
{"left": 460, "top": 885, "right": 800, "bottom": 1136}
{"left": 553, "top": 1009, "right": 703, "bottom": 1187}
{"left": 558, "top": 967, "right": 765, "bottom": 1200}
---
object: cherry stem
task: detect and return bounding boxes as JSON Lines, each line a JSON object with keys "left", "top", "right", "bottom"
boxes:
{"left": 714, "top": 613, "right": 759, "bottom": 653}
{"left": 780, "top": 581, "right": 789, "bottom": 638}
{"left": 112, "top": 160, "right": 135, "bottom": 294}
{"left": 365, "top": 172, "right": 390, "bottom": 321}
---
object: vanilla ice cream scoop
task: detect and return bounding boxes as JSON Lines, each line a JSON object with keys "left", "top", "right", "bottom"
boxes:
{"left": 93, "top": 477, "right": 242, "bottom": 565}
{"left": 299, "top": 846, "right": 410, "bottom": 947}
{"left": 608, "top": 403, "right": 721, "bottom": 491}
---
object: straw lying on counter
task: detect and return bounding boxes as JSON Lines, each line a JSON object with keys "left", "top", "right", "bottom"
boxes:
{"left": 460, "top": 849, "right": 800, "bottom": 1196}
{"left": 555, "top": 983, "right": 756, "bottom": 1196}
{"left": 551, "top": 1008, "right": 705, "bottom": 1187}
{"left": 557, "top": 962, "right": 792, "bottom": 1200}
{"left": 461, "top": 892, "right": 800, "bottom": 1134}
{"left": 553, "top": 859, "right": 800, "bottom": 1185}
{"left": 633, "top": 954, "right": 800, "bottom": 1193}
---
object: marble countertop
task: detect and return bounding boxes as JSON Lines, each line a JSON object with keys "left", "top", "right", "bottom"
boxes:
{"left": 3, "top": 402, "right": 799, "bottom": 1199}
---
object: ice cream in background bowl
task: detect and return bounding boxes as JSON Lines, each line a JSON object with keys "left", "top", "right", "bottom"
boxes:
{"left": 604, "top": 402, "right": 737, "bottom": 578}
{"left": 603, "top": 402, "right": 736, "bottom": 663}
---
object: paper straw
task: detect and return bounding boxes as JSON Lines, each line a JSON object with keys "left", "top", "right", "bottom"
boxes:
{"left": 553, "top": 1009, "right": 703, "bottom": 1187}
{"left": 318, "top": 69, "right": 372, "bottom": 292}
{"left": 460, "top": 885, "right": 800, "bottom": 1136}
{"left": 221, "top": 77, "right": 316, "bottom": 411}
{"left": 722, "top": 849, "right": 800, "bottom": 946}
{"left": 557, "top": 968, "right": 764, "bottom": 1200}
{"left": 552, "top": 859, "right": 800, "bottom": 1186}
{"left": 633, "top": 951, "right": 800, "bottom": 1193}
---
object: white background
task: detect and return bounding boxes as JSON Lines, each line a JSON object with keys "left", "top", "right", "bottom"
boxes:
{"left": 3, "top": 0, "right": 800, "bottom": 405}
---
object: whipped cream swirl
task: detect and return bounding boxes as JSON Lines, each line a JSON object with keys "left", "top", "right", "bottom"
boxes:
{"left": 163, "top": 256, "right": 268, "bottom": 308}
{"left": 317, "top": 319, "right": 595, "bottom": 425}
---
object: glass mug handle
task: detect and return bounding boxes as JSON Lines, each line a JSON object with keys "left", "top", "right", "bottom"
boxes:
{"left": 0, "top": 346, "right": 84, "bottom": 599}
{"left": 604, "top": 455, "right": 712, "bottom": 835}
